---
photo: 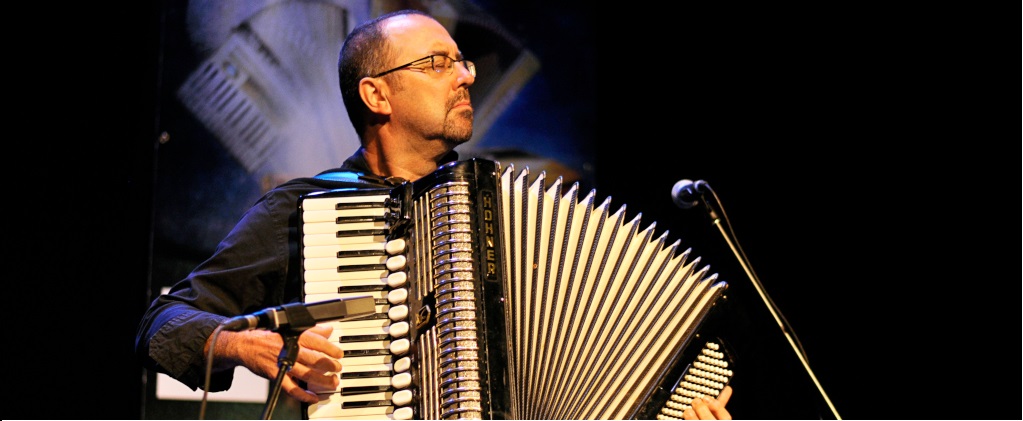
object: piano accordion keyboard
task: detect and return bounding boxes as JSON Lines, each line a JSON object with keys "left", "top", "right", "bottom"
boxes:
{"left": 301, "top": 189, "right": 414, "bottom": 420}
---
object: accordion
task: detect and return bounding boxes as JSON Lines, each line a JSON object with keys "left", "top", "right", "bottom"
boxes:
{"left": 297, "top": 158, "right": 832, "bottom": 420}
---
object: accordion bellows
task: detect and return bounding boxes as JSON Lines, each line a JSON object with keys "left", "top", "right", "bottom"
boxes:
{"left": 299, "top": 159, "right": 732, "bottom": 420}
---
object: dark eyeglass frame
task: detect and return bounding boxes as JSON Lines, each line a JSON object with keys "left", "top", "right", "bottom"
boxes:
{"left": 372, "top": 54, "right": 476, "bottom": 78}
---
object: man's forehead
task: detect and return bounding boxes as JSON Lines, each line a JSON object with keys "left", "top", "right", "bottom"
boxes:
{"left": 382, "top": 15, "right": 454, "bottom": 51}
{"left": 383, "top": 14, "right": 441, "bottom": 36}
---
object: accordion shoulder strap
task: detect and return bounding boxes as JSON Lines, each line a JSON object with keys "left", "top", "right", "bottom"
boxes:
{"left": 314, "top": 169, "right": 406, "bottom": 187}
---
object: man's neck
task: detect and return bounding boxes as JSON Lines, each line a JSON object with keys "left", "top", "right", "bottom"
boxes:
{"left": 359, "top": 141, "right": 455, "bottom": 181}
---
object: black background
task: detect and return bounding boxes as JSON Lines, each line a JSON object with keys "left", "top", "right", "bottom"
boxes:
{"left": 16, "top": 1, "right": 1016, "bottom": 420}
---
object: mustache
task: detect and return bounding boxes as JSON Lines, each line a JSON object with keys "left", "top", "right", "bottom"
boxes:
{"left": 450, "top": 89, "right": 471, "bottom": 108}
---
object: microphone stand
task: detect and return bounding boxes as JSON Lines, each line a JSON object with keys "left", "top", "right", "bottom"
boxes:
{"left": 261, "top": 303, "right": 319, "bottom": 420}
{"left": 693, "top": 185, "right": 842, "bottom": 420}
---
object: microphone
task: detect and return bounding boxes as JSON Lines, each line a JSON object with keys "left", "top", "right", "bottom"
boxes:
{"left": 221, "top": 296, "right": 377, "bottom": 332}
{"left": 671, "top": 179, "right": 708, "bottom": 209}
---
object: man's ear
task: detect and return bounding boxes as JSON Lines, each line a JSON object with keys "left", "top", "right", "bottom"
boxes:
{"left": 359, "top": 78, "right": 391, "bottom": 116}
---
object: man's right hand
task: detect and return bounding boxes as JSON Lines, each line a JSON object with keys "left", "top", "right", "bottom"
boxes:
{"left": 207, "top": 324, "right": 343, "bottom": 404}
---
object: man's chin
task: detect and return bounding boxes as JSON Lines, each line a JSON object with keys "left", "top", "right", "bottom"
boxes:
{"left": 445, "top": 115, "right": 474, "bottom": 144}
{"left": 448, "top": 131, "right": 473, "bottom": 145}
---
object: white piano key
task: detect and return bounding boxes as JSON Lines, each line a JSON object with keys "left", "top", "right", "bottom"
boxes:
{"left": 306, "top": 392, "right": 394, "bottom": 418}
{"left": 305, "top": 255, "right": 387, "bottom": 270}
{"left": 304, "top": 268, "right": 389, "bottom": 283}
{"left": 336, "top": 340, "right": 390, "bottom": 351}
{"left": 313, "top": 391, "right": 391, "bottom": 404}
{"left": 311, "top": 376, "right": 394, "bottom": 394}
{"left": 342, "top": 377, "right": 393, "bottom": 389}
{"left": 326, "top": 317, "right": 390, "bottom": 333}
{"left": 328, "top": 324, "right": 391, "bottom": 341}
{"left": 339, "top": 255, "right": 390, "bottom": 267}
{"left": 341, "top": 363, "right": 391, "bottom": 374}
{"left": 304, "top": 243, "right": 386, "bottom": 258}
{"left": 309, "top": 412, "right": 397, "bottom": 420}
{"left": 304, "top": 278, "right": 389, "bottom": 295}
{"left": 302, "top": 194, "right": 391, "bottom": 210}
{"left": 303, "top": 207, "right": 388, "bottom": 223}
{"left": 342, "top": 354, "right": 392, "bottom": 366}
{"left": 308, "top": 399, "right": 393, "bottom": 417}
{"left": 303, "top": 233, "right": 388, "bottom": 246}
{"left": 308, "top": 405, "right": 396, "bottom": 420}
{"left": 305, "top": 291, "right": 386, "bottom": 303}
{"left": 304, "top": 220, "right": 388, "bottom": 234}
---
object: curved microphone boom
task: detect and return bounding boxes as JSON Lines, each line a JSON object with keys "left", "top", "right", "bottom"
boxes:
{"left": 671, "top": 179, "right": 708, "bottom": 209}
{"left": 665, "top": 175, "right": 844, "bottom": 419}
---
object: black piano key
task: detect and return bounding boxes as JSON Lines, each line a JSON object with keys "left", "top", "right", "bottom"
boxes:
{"left": 340, "top": 386, "right": 392, "bottom": 396}
{"left": 338, "top": 284, "right": 390, "bottom": 293}
{"left": 336, "top": 229, "right": 389, "bottom": 238}
{"left": 336, "top": 263, "right": 387, "bottom": 272}
{"left": 336, "top": 249, "right": 387, "bottom": 258}
{"left": 361, "top": 312, "right": 390, "bottom": 320}
{"left": 342, "top": 348, "right": 391, "bottom": 358}
{"left": 340, "top": 399, "right": 393, "bottom": 409}
{"left": 335, "top": 202, "right": 385, "bottom": 210}
{"left": 340, "top": 334, "right": 390, "bottom": 343}
{"left": 336, "top": 216, "right": 387, "bottom": 224}
{"left": 342, "top": 370, "right": 393, "bottom": 379}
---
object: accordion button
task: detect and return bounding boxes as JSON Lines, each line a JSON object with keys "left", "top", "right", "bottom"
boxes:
{"left": 390, "top": 338, "right": 410, "bottom": 355}
{"left": 392, "top": 372, "right": 412, "bottom": 389}
{"left": 386, "top": 255, "right": 407, "bottom": 271}
{"left": 388, "top": 305, "right": 409, "bottom": 321}
{"left": 393, "top": 406, "right": 413, "bottom": 420}
{"left": 385, "top": 239, "right": 407, "bottom": 255}
{"left": 394, "top": 356, "right": 411, "bottom": 372}
{"left": 388, "top": 288, "right": 408, "bottom": 304}
{"left": 390, "top": 321, "right": 409, "bottom": 338}
{"left": 392, "top": 389, "right": 413, "bottom": 406}
{"left": 387, "top": 271, "right": 408, "bottom": 288}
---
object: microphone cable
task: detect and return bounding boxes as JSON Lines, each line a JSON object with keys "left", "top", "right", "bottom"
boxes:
{"left": 199, "top": 323, "right": 228, "bottom": 420}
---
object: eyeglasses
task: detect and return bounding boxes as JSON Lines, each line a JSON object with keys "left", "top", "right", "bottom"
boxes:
{"left": 373, "top": 54, "right": 476, "bottom": 78}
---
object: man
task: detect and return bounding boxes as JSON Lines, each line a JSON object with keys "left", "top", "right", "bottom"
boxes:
{"left": 136, "top": 9, "right": 731, "bottom": 419}
{"left": 136, "top": 7, "right": 474, "bottom": 406}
